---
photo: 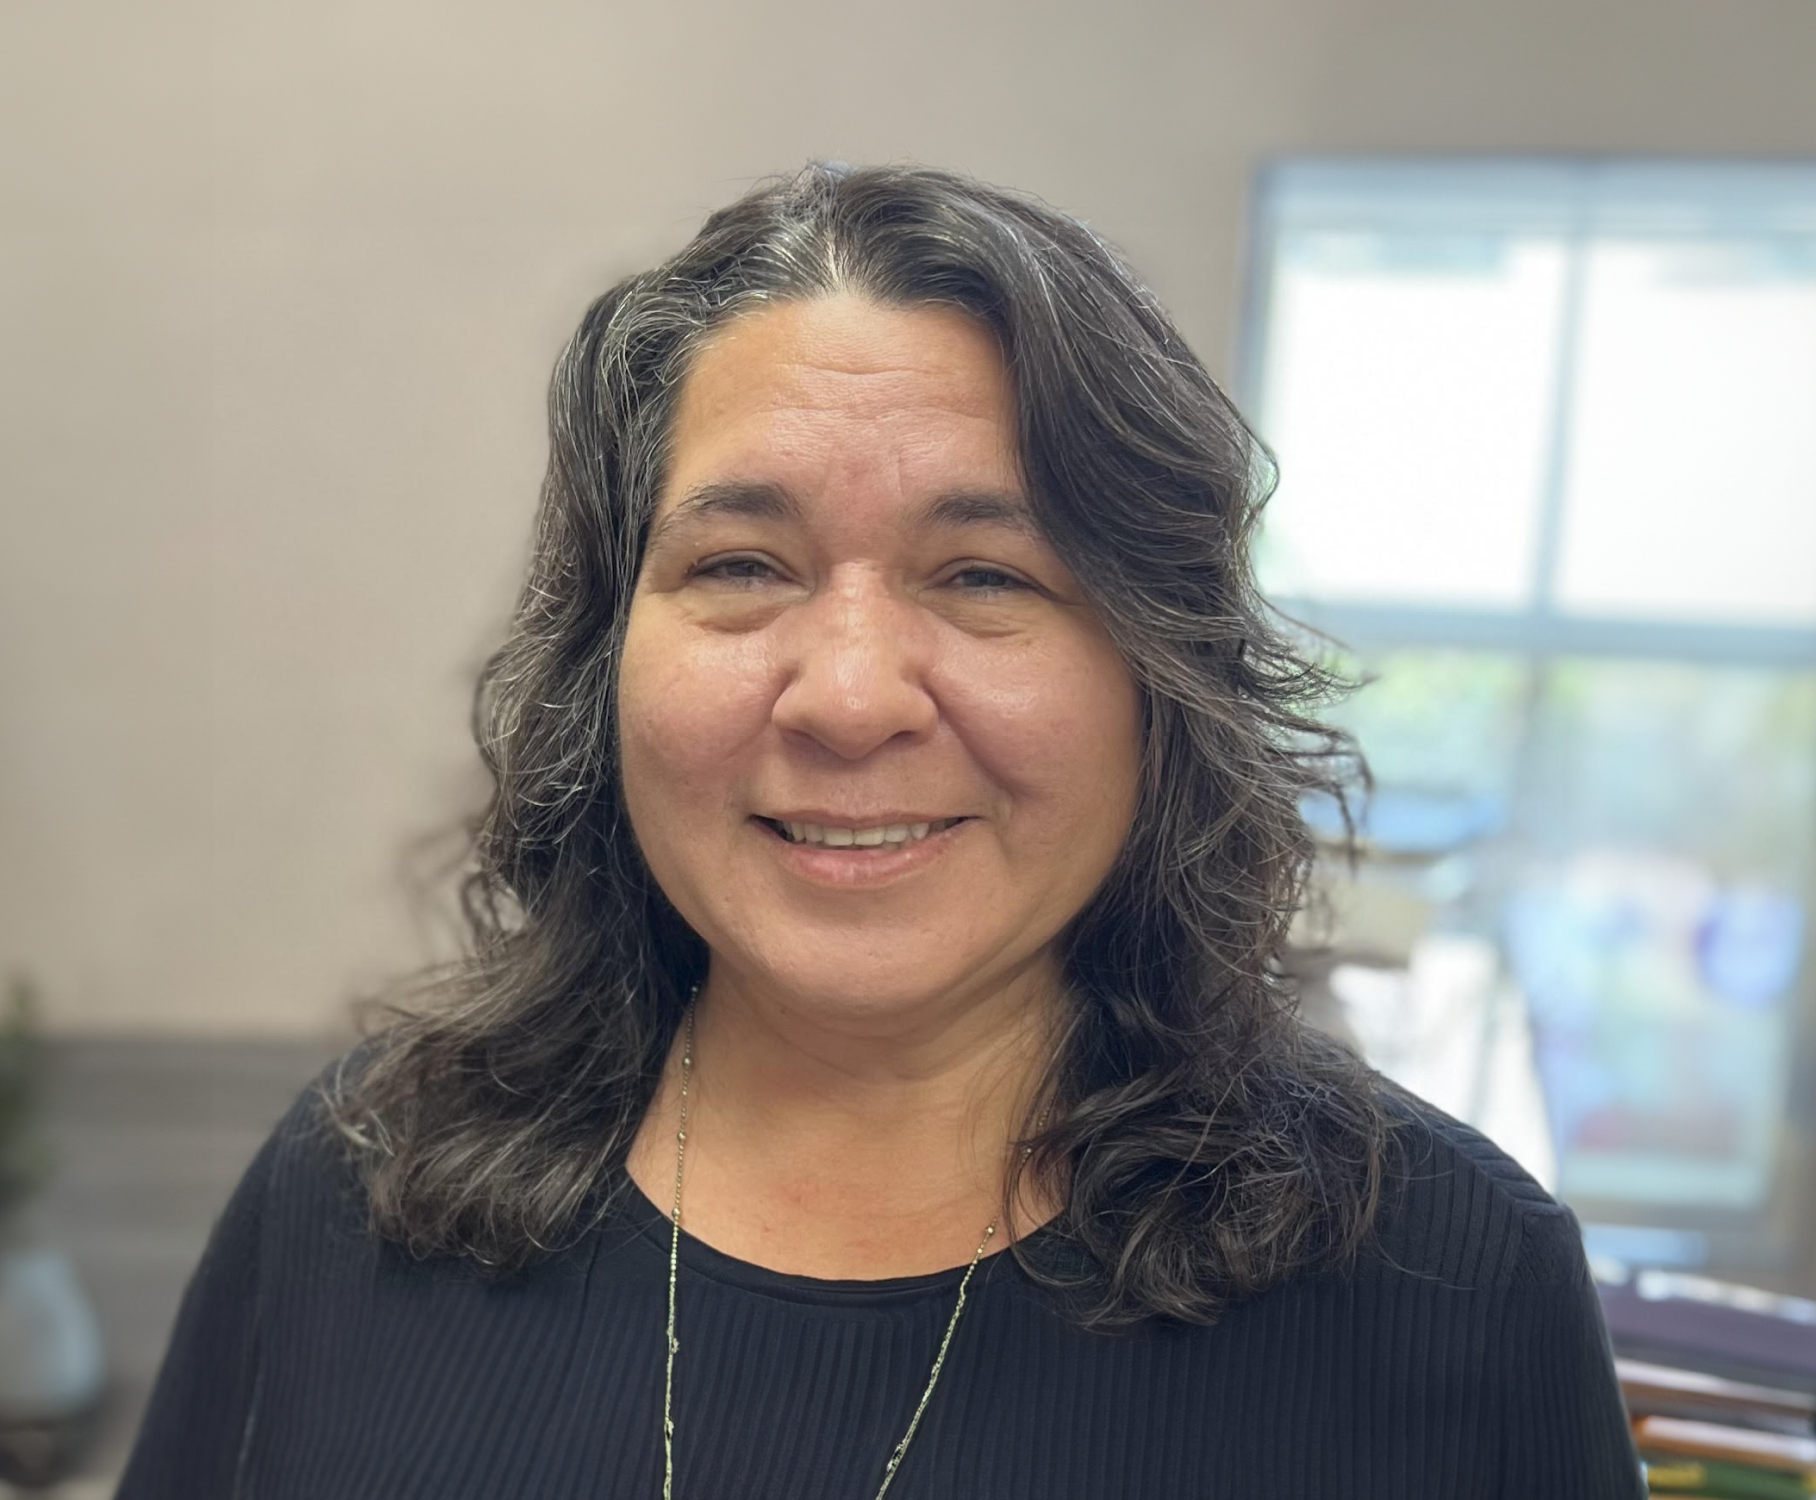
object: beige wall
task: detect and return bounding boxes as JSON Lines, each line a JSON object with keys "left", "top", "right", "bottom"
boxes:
{"left": 4, "top": 0, "right": 1813, "bottom": 1033}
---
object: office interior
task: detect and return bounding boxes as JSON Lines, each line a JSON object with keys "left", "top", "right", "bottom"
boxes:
{"left": 4, "top": 0, "right": 1815, "bottom": 1492}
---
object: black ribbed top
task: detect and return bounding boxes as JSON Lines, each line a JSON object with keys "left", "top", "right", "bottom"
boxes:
{"left": 119, "top": 1080, "right": 1644, "bottom": 1499}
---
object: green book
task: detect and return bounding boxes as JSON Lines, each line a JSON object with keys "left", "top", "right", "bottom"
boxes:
{"left": 1644, "top": 1454, "right": 1811, "bottom": 1500}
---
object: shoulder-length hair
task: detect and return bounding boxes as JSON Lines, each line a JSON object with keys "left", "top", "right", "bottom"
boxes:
{"left": 329, "top": 161, "right": 1392, "bottom": 1327}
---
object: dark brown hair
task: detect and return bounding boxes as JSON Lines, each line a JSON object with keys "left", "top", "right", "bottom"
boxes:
{"left": 327, "top": 161, "right": 1392, "bottom": 1326}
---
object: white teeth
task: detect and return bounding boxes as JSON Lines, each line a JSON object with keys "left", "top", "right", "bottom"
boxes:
{"left": 777, "top": 819, "right": 955, "bottom": 846}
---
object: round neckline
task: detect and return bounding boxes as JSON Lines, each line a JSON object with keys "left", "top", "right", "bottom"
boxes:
{"left": 619, "top": 1175, "right": 1054, "bottom": 1307}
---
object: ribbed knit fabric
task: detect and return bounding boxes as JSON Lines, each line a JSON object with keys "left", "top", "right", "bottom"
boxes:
{"left": 118, "top": 1079, "right": 1644, "bottom": 1499}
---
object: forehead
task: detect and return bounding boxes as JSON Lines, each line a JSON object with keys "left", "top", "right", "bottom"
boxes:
{"left": 655, "top": 295, "right": 1021, "bottom": 517}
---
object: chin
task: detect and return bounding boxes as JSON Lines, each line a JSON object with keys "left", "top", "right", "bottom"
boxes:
{"left": 741, "top": 954, "right": 976, "bottom": 1020}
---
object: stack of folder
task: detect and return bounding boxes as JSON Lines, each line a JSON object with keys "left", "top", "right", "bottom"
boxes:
{"left": 1621, "top": 1359, "right": 1816, "bottom": 1498}
{"left": 1597, "top": 1269, "right": 1816, "bottom": 1499}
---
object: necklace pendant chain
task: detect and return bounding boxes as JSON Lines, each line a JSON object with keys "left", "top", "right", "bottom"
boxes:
{"left": 661, "top": 996, "right": 1016, "bottom": 1500}
{"left": 661, "top": 1023, "right": 691, "bottom": 1500}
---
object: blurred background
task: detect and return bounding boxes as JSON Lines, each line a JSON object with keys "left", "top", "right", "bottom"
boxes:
{"left": 3, "top": 0, "right": 1815, "bottom": 1491}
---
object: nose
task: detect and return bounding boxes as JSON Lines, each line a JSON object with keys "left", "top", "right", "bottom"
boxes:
{"left": 770, "top": 569, "right": 938, "bottom": 760}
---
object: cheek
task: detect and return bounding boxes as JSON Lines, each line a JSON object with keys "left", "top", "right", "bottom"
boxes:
{"left": 941, "top": 635, "right": 1142, "bottom": 841}
{"left": 617, "top": 608, "right": 777, "bottom": 815}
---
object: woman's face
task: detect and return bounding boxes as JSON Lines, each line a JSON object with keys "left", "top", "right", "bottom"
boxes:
{"left": 618, "top": 294, "right": 1142, "bottom": 1026}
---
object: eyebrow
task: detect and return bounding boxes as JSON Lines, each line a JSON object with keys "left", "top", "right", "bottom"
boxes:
{"left": 646, "top": 480, "right": 1043, "bottom": 553}
{"left": 647, "top": 481, "right": 803, "bottom": 553}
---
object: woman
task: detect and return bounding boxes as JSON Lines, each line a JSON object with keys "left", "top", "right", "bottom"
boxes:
{"left": 120, "top": 163, "right": 1642, "bottom": 1498}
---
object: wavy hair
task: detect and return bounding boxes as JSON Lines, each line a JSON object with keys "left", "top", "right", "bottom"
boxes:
{"left": 327, "top": 161, "right": 1393, "bottom": 1326}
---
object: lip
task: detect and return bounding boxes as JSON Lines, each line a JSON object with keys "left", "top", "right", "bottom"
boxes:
{"left": 759, "top": 809, "right": 963, "bottom": 827}
{"left": 748, "top": 815, "right": 969, "bottom": 888}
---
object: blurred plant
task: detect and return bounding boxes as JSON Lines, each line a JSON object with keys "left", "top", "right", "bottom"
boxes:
{"left": 0, "top": 977, "right": 50, "bottom": 1227}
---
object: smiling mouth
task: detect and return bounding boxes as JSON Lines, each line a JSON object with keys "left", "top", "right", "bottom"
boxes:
{"left": 754, "top": 816, "right": 970, "bottom": 847}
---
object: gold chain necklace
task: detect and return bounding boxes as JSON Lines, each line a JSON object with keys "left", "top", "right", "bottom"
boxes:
{"left": 661, "top": 1000, "right": 1018, "bottom": 1500}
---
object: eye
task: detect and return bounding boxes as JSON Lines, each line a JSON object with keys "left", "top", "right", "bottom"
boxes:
{"left": 691, "top": 555, "right": 781, "bottom": 586}
{"left": 948, "top": 565, "right": 1030, "bottom": 594}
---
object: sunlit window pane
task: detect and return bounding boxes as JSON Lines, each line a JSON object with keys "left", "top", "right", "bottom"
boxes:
{"left": 1555, "top": 239, "right": 1816, "bottom": 625}
{"left": 1256, "top": 233, "right": 1566, "bottom": 608}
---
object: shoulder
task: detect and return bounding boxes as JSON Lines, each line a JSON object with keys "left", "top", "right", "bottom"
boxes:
{"left": 1357, "top": 1095, "right": 1644, "bottom": 1495}
{"left": 117, "top": 1052, "right": 383, "bottom": 1494}
{"left": 223, "top": 1048, "right": 386, "bottom": 1273}
{"left": 1364, "top": 1089, "right": 1589, "bottom": 1298}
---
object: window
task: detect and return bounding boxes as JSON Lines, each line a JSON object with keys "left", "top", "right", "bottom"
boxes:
{"left": 1245, "top": 160, "right": 1816, "bottom": 1273}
